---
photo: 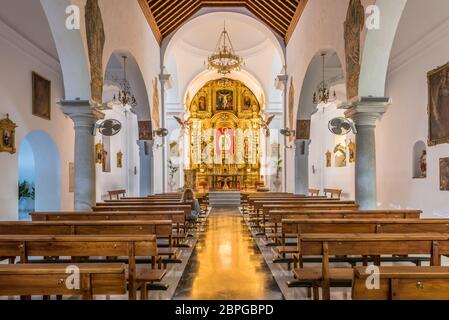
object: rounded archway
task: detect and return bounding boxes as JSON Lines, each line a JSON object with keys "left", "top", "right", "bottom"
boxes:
{"left": 18, "top": 131, "right": 61, "bottom": 220}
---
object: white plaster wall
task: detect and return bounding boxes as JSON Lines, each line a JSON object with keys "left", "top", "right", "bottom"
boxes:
{"left": 309, "top": 103, "right": 355, "bottom": 199}
{"left": 377, "top": 0, "right": 449, "bottom": 217}
{"left": 91, "top": 0, "right": 162, "bottom": 193}
{"left": 285, "top": 0, "right": 375, "bottom": 193}
{"left": 95, "top": 105, "right": 139, "bottom": 201}
{"left": 0, "top": 19, "right": 74, "bottom": 220}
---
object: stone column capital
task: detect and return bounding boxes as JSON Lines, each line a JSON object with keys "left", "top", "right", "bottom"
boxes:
{"left": 343, "top": 96, "right": 390, "bottom": 126}
{"left": 58, "top": 99, "right": 105, "bottom": 127}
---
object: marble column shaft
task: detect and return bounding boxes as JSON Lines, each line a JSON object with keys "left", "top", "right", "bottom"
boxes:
{"left": 137, "top": 140, "right": 154, "bottom": 196}
{"left": 345, "top": 97, "right": 389, "bottom": 210}
{"left": 295, "top": 139, "right": 311, "bottom": 195}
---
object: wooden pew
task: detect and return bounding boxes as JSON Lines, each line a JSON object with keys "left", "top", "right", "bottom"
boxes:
{"left": 107, "top": 190, "right": 126, "bottom": 200}
{"left": 0, "top": 263, "right": 126, "bottom": 300}
{"left": 30, "top": 211, "right": 188, "bottom": 247}
{"left": 0, "top": 234, "right": 163, "bottom": 300}
{"left": 309, "top": 189, "right": 320, "bottom": 197}
{"left": 323, "top": 189, "right": 343, "bottom": 199}
{"left": 352, "top": 266, "right": 449, "bottom": 300}
{"left": 294, "top": 233, "right": 449, "bottom": 300}
{"left": 276, "top": 217, "right": 436, "bottom": 268}
{"left": 0, "top": 220, "right": 179, "bottom": 265}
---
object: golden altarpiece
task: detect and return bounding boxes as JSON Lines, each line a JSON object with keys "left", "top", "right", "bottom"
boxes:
{"left": 185, "top": 78, "right": 264, "bottom": 191}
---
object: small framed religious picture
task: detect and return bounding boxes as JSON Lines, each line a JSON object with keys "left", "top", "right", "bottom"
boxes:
{"left": 69, "top": 162, "right": 75, "bottom": 193}
{"left": 95, "top": 143, "right": 104, "bottom": 164}
{"left": 0, "top": 114, "right": 17, "bottom": 154}
{"left": 138, "top": 121, "right": 153, "bottom": 141}
{"left": 32, "top": 72, "right": 51, "bottom": 120}
{"left": 440, "top": 158, "right": 449, "bottom": 191}
{"left": 296, "top": 120, "right": 311, "bottom": 140}
{"left": 116, "top": 151, "right": 123, "bottom": 168}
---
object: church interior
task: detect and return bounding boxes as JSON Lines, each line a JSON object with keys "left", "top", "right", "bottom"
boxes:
{"left": 2, "top": 0, "right": 449, "bottom": 303}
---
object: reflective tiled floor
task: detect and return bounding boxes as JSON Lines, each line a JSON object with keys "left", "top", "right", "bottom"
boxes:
{"left": 173, "top": 207, "right": 284, "bottom": 300}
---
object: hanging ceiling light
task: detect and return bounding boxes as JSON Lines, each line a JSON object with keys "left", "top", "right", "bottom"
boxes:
{"left": 207, "top": 23, "right": 244, "bottom": 75}
{"left": 313, "top": 53, "right": 336, "bottom": 105}
{"left": 112, "top": 56, "right": 137, "bottom": 107}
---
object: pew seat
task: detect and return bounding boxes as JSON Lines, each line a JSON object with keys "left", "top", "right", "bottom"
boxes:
{"left": 136, "top": 268, "right": 168, "bottom": 300}
{"left": 0, "top": 263, "right": 126, "bottom": 300}
{"left": 352, "top": 266, "right": 449, "bottom": 300}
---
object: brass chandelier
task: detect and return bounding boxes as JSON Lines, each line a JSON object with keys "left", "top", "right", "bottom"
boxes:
{"left": 207, "top": 24, "right": 244, "bottom": 75}
{"left": 112, "top": 56, "right": 137, "bottom": 107}
{"left": 313, "top": 53, "right": 336, "bottom": 105}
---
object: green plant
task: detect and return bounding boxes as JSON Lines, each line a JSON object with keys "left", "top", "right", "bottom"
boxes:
{"left": 18, "top": 181, "right": 35, "bottom": 200}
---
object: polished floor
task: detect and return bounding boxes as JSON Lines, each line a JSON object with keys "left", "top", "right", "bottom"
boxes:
{"left": 174, "top": 207, "right": 283, "bottom": 300}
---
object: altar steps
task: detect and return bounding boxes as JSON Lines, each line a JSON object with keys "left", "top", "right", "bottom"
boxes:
{"left": 209, "top": 191, "right": 241, "bottom": 207}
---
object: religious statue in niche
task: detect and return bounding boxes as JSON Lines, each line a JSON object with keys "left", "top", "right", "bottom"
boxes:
{"left": 102, "top": 148, "right": 109, "bottom": 172}
{"left": 0, "top": 114, "right": 17, "bottom": 154}
{"left": 218, "top": 128, "right": 233, "bottom": 162}
{"left": 348, "top": 139, "right": 356, "bottom": 163}
{"left": 334, "top": 143, "right": 347, "bottom": 168}
{"left": 428, "top": 63, "right": 449, "bottom": 145}
{"left": 85, "top": 0, "right": 105, "bottom": 105}
{"left": 198, "top": 96, "right": 207, "bottom": 112}
{"left": 95, "top": 143, "right": 104, "bottom": 164}
{"left": 325, "top": 150, "right": 332, "bottom": 168}
{"left": 216, "top": 90, "right": 234, "bottom": 111}
{"left": 419, "top": 150, "right": 427, "bottom": 178}
{"left": 440, "top": 158, "right": 449, "bottom": 191}
{"left": 344, "top": 0, "right": 365, "bottom": 100}
{"left": 116, "top": 151, "right": 123, "bottom": 168}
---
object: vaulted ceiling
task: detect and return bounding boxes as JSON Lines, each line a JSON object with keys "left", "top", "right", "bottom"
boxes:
{"left": 138, "top": 0, "right": 308, "bottom": 44}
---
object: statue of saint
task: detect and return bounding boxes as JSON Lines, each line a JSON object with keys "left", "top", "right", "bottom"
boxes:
{"left": 419, "top": 150, "right": 427, "bottom": 178}
{"left": 219, "top": 129, "right": 232, "bottom": 155}
{"left": 344, "top": 0, "right": 365, "bottom": 100}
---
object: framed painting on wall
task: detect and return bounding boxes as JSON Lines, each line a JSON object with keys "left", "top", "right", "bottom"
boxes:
{"left": 0, "top": 114, "right": 17, "bottom": 154}
{"left": 296, "top": 120, "right": 311, "bottom": 140}
{"left": 428, "top": 62, "right": 449, "bottom": 146}
{"left": 32, "top": 72, "right": 51, "bottom": 120}
{"left": 440, "top": 158, "right": 449, "bottom": 191}
{"left": 138, "top": 121, "right": 153, "bottom": 141}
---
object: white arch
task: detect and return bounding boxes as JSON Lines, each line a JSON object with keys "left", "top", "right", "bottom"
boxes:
{"left": 358, "top": 0, "right": 408, "bottom": 97}
{"left": 20, "top": 130, "right": 61, "bottom": 213}
{"left": 40, "top": 0, "right": 91, "bottom": 100}
{"left": 163, "top": 11, "right": 285, "bottom": 66}
{"left": 184, "top": 69, "right": 267, "bottom": 110}
{"left": 104, "top": 50, "right": 151, "bottom": 120}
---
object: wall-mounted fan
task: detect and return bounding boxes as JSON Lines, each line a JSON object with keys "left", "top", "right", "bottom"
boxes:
{"left": 154, "top": 128, "right": 169, "bottom": 138}
{"left": 95, "top": 119, "right": 122, "bottom": 136}
{"left": 328, "top": 117, "right": 357, "bottom": 135}
{"left": 280, "top": 128, "right": 296, "bottom": 137}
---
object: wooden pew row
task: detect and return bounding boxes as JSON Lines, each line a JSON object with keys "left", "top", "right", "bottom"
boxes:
{"left": 0, "top": 263, "right": 126, "bottom": 300}
{"left": 30, "top": 211, "right": 188, "bottom": 247}
{"left": 352, "top": 266, "right": 449, "bottom": 300}
{"left": 275, "top": 217, "right": 435, "bottom": 269}
{"left": 294, "top": 233, "right": 449, "bottom": 300}
{"left": 0, "top": 220, "right": 179, "bottom": 265}
{"left": 253, "top": 204, "right": 360, "bottom": 235}
{"left": 0, "top": 234, "right": 163, "bottom": 300}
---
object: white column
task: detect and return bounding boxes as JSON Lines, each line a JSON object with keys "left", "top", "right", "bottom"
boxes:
{"left": 345, "top": 97, "right": 389, "bottom": 210}
{"left": 295, "top": 139, "right": 311, "bottom": 195}
{"left": 137, "top": 140, "right": 154, "bottom": 196}
{"left": 59, "top": 100, "right": 104, "bottom": 210}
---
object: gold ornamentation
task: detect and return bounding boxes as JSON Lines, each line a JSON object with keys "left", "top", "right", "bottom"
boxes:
{"left": 0, "top": 114, "right": 17, "bottom": 154}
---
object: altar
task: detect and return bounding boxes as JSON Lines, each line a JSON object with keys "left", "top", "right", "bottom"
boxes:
{"left": 184, "top": 78, "right": 265, "bottom": 192}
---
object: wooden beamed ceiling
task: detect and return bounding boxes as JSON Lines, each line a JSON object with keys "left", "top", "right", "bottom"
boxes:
{"left": 138, "top": 0, "right": 308, "bottom": 44}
